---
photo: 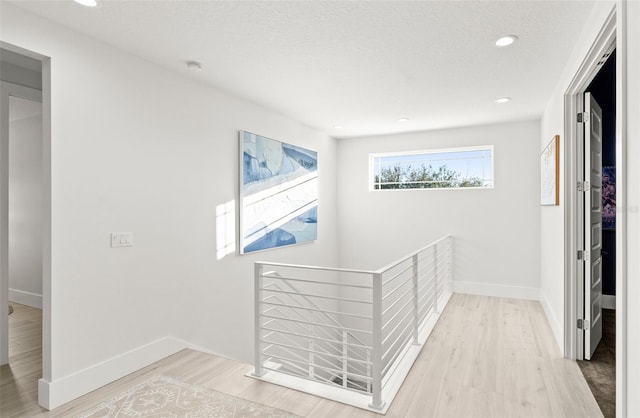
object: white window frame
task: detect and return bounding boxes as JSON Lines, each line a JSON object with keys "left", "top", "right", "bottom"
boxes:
{"left": 369, "top": 145, "right": 495, "bottom": 191}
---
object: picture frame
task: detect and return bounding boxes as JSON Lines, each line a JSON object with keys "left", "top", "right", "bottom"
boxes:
{"left": 239, "top": 131, "right": 318, "bottom": 254}
{"left": 541, "top": 135, "right": 560, "bottom": 206}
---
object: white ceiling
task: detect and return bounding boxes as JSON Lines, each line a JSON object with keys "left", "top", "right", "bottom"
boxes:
{"left": 10, "top": 0, "right": 596, "bottom": 138}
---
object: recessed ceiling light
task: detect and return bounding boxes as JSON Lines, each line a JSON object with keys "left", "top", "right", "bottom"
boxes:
{"left": 495, "top": 97, "right": 512, "bottom": 104}
{"left": 186, "top": 61, "right": 203, "bottom": 71}
{"left": 74, "top": 0, "right": 98, "bottom": 7}
{"left": 495, "top": 35, "right": 518, "bottom": 47}
{"left": 333, "top": 125, "right": 344, "bottom": 130}
{"left": 398, "top": 118, "right": 410, "bottom": 123}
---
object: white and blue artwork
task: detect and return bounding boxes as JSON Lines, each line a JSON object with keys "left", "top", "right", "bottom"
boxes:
{"left": 240, "top": 131, "right": 318, "bottom": 254}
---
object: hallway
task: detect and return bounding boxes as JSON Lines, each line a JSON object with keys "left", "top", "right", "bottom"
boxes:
{"left": 1, "top": 294, "right": 602, "bottom": 417}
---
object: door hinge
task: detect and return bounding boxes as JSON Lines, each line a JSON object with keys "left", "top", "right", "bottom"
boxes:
{"left": 577, "top": 181, "right": 589, "bottom": 192}
{"left": 577, "top": 318, "right": 590, "bottom": 330}
{"left": 577, "top": 250, "right": 589, "bottom": 261}
{"left": 577, "top": 112, "right": 590, "bottom": 123}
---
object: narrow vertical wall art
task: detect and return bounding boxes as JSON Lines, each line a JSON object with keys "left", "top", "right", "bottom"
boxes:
{"left": 239, "top": 131, "right": 318, "bottom": 254}
{"left": 541, "top": 135, "right": 560, "bottom": 206}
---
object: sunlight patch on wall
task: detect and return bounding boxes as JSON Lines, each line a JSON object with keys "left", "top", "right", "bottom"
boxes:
{"left": 216, "top": 200, "right": 236, "bottom": 260}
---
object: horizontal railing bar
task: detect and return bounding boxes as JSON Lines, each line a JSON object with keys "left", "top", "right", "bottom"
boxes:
{"left": 382, "top": 295, "right": 415, "bottom": 333}
{"left": 264, "top": 299, "right": 346, "bottom": 336}
{"left": 416, "top": 263, "right": 436, "bottom": 278}
{"left": 262, "top": 273, "right": 373, "bottom": 289}
{"left": 417, "top": 305, "right": 434, "bottom": 326}
{"left": 259, "top": 263, "right": 377, "bottom": 275}
{"left": 345, "top": 359, "right": 370, "bottom": 373}
{"left": 262, "top": 314, "right": 348, "bottom": 356}
{"left": 382, "top": 331, "right": 415, "bottom": 384}
{"left": 267, "top": 279, "right": 370, "bottom": 349}
{"left": 418, "top": 301, "right": 435, "bottom": 320}
{"left": 381, "top": 263, "right": 414, "bottom": 287}
{"left": 262, "top": 287, "right": 372, "bottom": 305}
{"left": 263, "top": 327, "right": 344, "bottom": 360}
{"left": 262, "top": 288, "right": 370, "bottom": 350}
{"left": 261, "top": 326, "right": 372, "bottom": 350}
{"left": 263, "top": 353, "right": 373, "bottom": 382}
{"left": 417, "top": 298, "right": 434, "bottom": 318}
{"left": 263, "top": 306, "right": 347, "bottom": 344}
{"left": 262, "top": 343, "right": 311, "bottom": 366}
{"left": 417, "top": 282, "right": 436, "bottom": 299}
{"left": 376, "top": 235, "right": 451, "bottom": 274}
{"left": 382, "top": 325, "right": 415, "bottom": 375}
{"left": 269, "top": 344, "right": 350, "bottom": 372}
{"left": 417, "top": 276, "right": 434, "bottom": 290}
{"left": 382, "top": 277, "right": 412, "bottom": 302}
{"left": 382, "top": 284, "right": 414, "bottom": 318}
{"left": 261, "top": 339, "right": 373, "bottom": 366}
{"left": 261, "top": 314, "right": 373, "bottom": 335}
{"left": 381, "top": 306, "right": 415, "bottom": 348}
{"left": 262, "top": 301, "right": 373, "bottom": 321}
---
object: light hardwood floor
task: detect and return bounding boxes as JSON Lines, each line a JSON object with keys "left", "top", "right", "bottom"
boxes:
{"left": 1, "top": 295, "right": 603, "bottom": 417}
{"left": 1, "top": 303, "right": 44, "bottom": 417}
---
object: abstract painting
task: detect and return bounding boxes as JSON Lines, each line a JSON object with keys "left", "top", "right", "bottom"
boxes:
{"left": 602, "top": 166, "right": 615, "bottom": 230}
{"left": 541, "top": 135, "right": 559, "bottom": 206}
{"left": 239, "top": 131, "right": 318, "bottom": 254}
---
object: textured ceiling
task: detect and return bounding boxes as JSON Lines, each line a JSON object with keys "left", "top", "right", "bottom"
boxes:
{"left": 9, "top": 0, "right": 596, "bottom": 138}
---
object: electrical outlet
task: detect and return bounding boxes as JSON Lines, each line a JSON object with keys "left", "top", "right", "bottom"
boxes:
{"left": 111, "top": 232, "right": 133, "bottom": 247}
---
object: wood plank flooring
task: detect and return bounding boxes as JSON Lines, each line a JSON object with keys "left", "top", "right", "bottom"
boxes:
{"left": 1, "top": 295, "right": 603, "bottom": 417}
{"left": 1, "top": 303, "right": 45, "bottom": 417}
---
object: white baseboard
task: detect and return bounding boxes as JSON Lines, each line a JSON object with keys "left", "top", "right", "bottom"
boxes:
{"left": 539, "top": 294, "right": 563, "bottom": 352}
{"left": 453, "top": 280, "right": 540, "bottom": 301}
{"left": 602, "top": 294, "right": 616, "bottom": 310}
{"left": 9, "top": 288, "right": 42, "bottom": 309}
{"left": 38, "top": 337, "right": 187, "bottom": 410}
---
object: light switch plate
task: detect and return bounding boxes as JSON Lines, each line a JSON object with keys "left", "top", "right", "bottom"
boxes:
{"left": 111, "top": 232, "right": 133, "bottom": 247}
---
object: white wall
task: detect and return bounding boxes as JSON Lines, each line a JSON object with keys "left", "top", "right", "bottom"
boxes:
{"left": 337, "top": 120, "right": 541, "bottom": 299}
{"left": 9, "top": 102, "right": 43, "bottom": 308}
{"left": 0, "top": 3, "right": 338, "bottom": 409}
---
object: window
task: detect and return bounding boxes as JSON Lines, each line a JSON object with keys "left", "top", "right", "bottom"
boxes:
{"left": 370, "top": 146, "right": 494, "bottom": 190}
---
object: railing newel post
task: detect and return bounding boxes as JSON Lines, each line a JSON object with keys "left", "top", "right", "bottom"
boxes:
{"left": 448, "top": 236, "right": 453, "bottom": 289}
{"left": 254, "top": 263, "right": 264, "bottom": 377}
{"left": 342, "top": 329, "right": 348, "bottom": 387}
{"left": 309, "top": 315, "right": 315, "bottom": 378}
{"left": 366, "top": 350, "right": 372, "bottom": 394}
{"left": 433, "top": 245, "right": 439, "bottom": 314}
{"left": 370, "top": 272, "right": 385, "bottom": 410}
{"left": 412, "top": 254, "right": 420, "bottom": 345}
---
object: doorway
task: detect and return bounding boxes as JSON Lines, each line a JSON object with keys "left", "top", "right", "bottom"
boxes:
{"left": 562, "top": 7, "right": 626, "bottom": 418}
{"left": 576, "top": 49, "right": 616, "bottom": 418}
{"left": 0, "top": 43, "right": 51, "bottom": 412}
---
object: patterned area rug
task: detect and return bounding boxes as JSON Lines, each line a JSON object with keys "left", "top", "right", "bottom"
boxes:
{"left": 75, "top": 375, "right": 301, "bottom": 418}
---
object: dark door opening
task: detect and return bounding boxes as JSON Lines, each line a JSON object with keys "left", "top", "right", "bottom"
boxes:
{"left": 577, "top": 48, "right": 616, "bottom": 418}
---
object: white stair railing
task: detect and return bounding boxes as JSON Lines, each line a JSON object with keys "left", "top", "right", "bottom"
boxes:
{"left": 252, "top": 235, "right": 453, "bottom": 413}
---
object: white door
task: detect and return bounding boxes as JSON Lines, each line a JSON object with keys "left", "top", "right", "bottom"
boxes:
{"left": 584, "top": 92, "right": 603, "bottom": 360}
